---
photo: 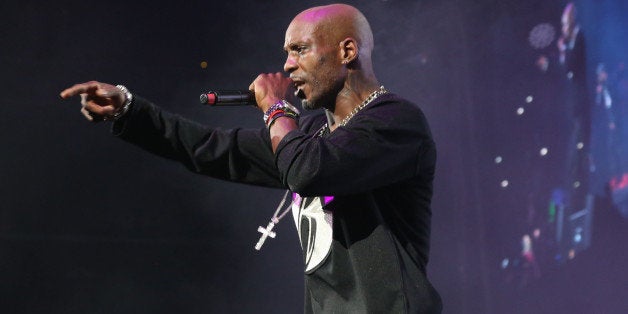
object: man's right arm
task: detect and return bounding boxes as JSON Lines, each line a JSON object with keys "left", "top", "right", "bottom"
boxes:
{"left": 60, "top": 81, "right": 284, "bottom": 188}
{"left": 114, "top": 96, "right": 283, "bottom": 187}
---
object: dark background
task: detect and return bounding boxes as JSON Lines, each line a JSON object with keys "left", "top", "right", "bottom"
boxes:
{"left": 1, "top": 0, "right": 627, "bottom": 313}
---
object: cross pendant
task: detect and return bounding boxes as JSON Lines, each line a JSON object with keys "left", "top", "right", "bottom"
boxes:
{"left": 255, "top": 221, "right": 277, "bottom": 251}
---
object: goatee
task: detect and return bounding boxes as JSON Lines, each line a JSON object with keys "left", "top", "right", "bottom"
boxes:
{"left": 301, "top": 99, "right": 317, "bottom": 110}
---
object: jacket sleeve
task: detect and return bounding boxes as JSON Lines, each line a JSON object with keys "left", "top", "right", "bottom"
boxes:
{"left": 111, "top": 96, "right": 284, "bottom": 188}
{"left": 274, "top": 96, "right": 436, "bottom": 197}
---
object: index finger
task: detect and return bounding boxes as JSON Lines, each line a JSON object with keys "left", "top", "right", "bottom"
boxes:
{"left": 59, "top": 81, "right": 100, "bottom": 99}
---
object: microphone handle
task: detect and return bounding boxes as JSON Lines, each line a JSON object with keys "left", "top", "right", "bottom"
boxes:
{"left": 200, "top": 90, "right": 256, "bottom": 106}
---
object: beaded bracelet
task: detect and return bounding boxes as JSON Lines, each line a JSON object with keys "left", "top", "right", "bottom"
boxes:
{"left": 267, "top": 109, "right": 285, "bottom": 122}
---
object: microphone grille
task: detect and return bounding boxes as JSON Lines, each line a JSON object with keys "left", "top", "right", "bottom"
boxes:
{"left": 199, "top": 92, "right": 216, "bottom": 105}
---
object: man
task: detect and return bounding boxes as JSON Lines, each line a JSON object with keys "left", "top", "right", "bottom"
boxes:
{"left": 60, "top": 4, "right": 442, "bottom": 313}
{"left": 557, "top": 2, "right": 591, "bottom": 214}
{"left": 557, "top": 2, "right": 584, "bottom": 73}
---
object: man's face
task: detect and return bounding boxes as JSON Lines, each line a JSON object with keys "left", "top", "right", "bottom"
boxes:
{"left": 283, "top": 18, "right": 344, "bottom": 110}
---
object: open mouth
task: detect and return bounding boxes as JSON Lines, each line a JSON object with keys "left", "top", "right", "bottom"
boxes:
{"left": 292, "top": 79, "right": 306, "bottom": 98}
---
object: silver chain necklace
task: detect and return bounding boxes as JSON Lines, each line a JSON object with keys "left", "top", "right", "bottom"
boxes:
{"left": 317, "top": 86, "right": 387, "bottom": 137}
{"left": 339, "top": 86, "right": 387, "bottom": 126}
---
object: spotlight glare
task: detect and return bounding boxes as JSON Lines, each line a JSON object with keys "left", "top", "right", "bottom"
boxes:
{"left": 573, "top": 181, "right": 580, "bottom": 188}
{"left": 501, "top": 180, "right": 509, "bottom": 188}
{"left": 517, "top": 107, "right": 525, "bottom": 115}
{"left": 540, "top": 147, "right": 548, "bottom": 156}
{"left": 533, "top": 228, "right": 541, "bottom": 238}
{"left": 528, "top": 23, "right": 556, "bottom": 49}
{"left": 495, "top": 156, "right": 503, "bottom": 164}
{"left": 526, "top": 95, "right": 534, "bottom": 103}
{"left": 577, "top": 142, "right": 584, "bottom": 149}
{"left": 501, "top": 258, "right": 509, "bottom": 269}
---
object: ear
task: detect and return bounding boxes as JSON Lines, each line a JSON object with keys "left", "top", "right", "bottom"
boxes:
{"left": 339, "top": 37, "right": 358, "bottom": 65}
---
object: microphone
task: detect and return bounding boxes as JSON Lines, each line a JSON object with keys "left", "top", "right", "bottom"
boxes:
{"left": 199, "top": 90, "right": 256, "bottom": 106}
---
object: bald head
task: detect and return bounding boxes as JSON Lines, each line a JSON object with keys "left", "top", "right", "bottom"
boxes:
{"left": 290, "top": 4, "right": 374, "bottom": 58}
{"left": 562, "top": 2, "right": 577, "bottom": 20}
{"left": 561, "top": 2, "right": 578, "bottom": 37}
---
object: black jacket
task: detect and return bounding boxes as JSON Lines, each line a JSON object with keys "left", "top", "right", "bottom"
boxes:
{"left": 113, "top": 93, "right": 442, "bottom": 313}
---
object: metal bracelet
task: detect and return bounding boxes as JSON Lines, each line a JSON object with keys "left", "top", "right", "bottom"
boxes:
{"left": 112, "top": 84, "right": 133, "bottom": 120}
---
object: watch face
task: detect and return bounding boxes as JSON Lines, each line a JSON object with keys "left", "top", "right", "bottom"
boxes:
{"left": 284, "top": 101, "right": 300, "bottom": 114}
